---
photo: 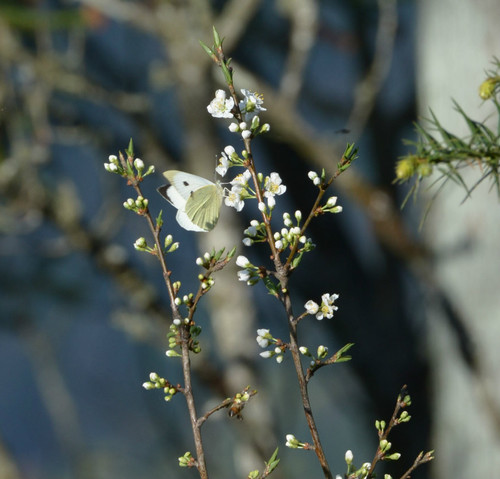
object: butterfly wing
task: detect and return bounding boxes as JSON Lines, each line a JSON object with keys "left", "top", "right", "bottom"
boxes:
{"left": 158, "top": 170, "right": 221, "bottom": 232}
{"left": 185, "top": 183, "right": 223, "bottom": 231}
{"left": 175, "top": 209, "right": 208, "bottom": 232}
{"left": 163, "top": 170, "right": 214, "bottom": 201}
{"left": 157, "top": 183, "right": 187, "bottom": 211}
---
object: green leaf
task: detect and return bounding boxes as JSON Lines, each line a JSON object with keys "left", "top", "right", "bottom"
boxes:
{"left": 291, "top": 252, "right": 303, "bottom": 269}
{"left": 267, "top": 447, "right": 279, "bottom": 464}
{"left": 262, "top": 277, "right": 279, "bottom": 297}
{"left": 265, "top": 448, "right": 280, "bottom": 474}
{"left": 212, "top": 26, "right": 222, "bottom": 47}
{"left": 199, "top": 40, "right": 214, "bottom": 57}
{"left": 126, "top": 138, "right": 134, "bottom": 157}
{"left": 156, "top": 210, "right": 163, "bottom": 229}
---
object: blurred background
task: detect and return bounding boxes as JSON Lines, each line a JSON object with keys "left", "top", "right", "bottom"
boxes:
{"left": 1, "top": 1, "right": 499, "bottom": 478}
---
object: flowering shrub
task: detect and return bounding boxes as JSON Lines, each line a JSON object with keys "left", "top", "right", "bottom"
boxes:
{"left": 104, "top": 28, "right": 433, "bottom": 479}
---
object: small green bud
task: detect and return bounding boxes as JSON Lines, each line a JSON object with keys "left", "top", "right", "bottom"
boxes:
{"left": 144, "top": 165, "right": 155, "bottom": 176}
{"left": 317, "top": 345, "right": 328, "bottom": 359}
{"left": 380, "top": 440, "right": 391, "bottom": 452}
{"left": 385, "top": 452, "right": 401, "bottom": 461}
{"left": 166, "top": 350, "right": 181, "bottom": 358}
{"left": 399, "top": 411, "right": 411, "bottom": 423}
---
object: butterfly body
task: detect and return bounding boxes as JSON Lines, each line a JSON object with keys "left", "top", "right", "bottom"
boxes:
{"left": 158, "top": 170, "right": 223, "bottom": 232}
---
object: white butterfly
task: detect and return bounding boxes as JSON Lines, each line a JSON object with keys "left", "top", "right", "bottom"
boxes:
{"left": 158, "top": 170, "right": 223, "bottom": 232}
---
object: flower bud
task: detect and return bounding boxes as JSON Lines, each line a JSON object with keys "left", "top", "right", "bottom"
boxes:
{"left": 134, "top": 158, "right": 144, "bottom": 170}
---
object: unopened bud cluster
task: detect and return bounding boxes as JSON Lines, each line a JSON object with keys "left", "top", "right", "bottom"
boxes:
{"left": 178, "top": 451, "right": 195, "bottom": 468}
{"left": 308, "top": 170, "right": 323, "bottom": 186}
{"left": 398, "top": 410, "right": 411, "bottom": 423}
{"left": 321, "top": 196, "right": 343, "bottom": 214}
{"left": 104, "top": 154, "right": 155, "bottom": 179}
{"left": 377, "top": 439, "right": 401, "bottom": 461}
{"left": 256, "top": 329, "right": 286, "bottom": 363}
{"left": 142, "top": 372, "right": 178, "bottom": 401}
{"left": 242, "top": 220, "right": 266, "bottom": 246}
{"left": 236, "top": 255, "right": 261, "bottom": 286}
{"left": 124, "top": 195, "right": 149, "bottom": 214}
{"left": 285, "top": 434, "right": 306, "bottom": 449}
{"left": 299, "top": 344, "right": 329, "bottom": 365}
{"left": 163, "top": 234, "right": 179, "bottom": 253}
{"left": 341, "top": 451, "right": 373, "bottom": 479}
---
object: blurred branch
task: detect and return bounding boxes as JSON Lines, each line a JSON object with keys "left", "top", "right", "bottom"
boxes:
{"left": 346, "top": 0, "right": 398, "bottom": 139}
{"left": 277, "top": 0, "right": 319, "bottom": 104}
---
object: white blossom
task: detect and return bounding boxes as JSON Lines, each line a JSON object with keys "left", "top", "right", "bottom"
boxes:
{"left": 237, "top": 269, "right": 251, "bottom": 282}
{"left": 230, "top": 170, "right": 251, "bottom": 188}
{"left": 216, "top": 151, "right": 231, "bottom": 177}
{"left": 264, "top": 172, "right": 286, "bottom": 197}
{"left": 239, "top": 89, "right": 266, "bottom": 122}
{"left": 224, "top": 187, "right": 245, "bottom": 211}
{"left": 315, "top": 293, "right": 339, "bottom": 320}
{"left": 305, "top": 300, "right": 319, "bottom": 315}
{"left": 207, "top": 89, "right": 234, "bottom": 118}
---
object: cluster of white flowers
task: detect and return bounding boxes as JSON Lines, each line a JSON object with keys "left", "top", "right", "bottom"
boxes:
{"left": 206, "top": 89, "right": 277, "bottom": 215}
{"left": 224, "top": 170, "right": 252, "bottom": 212}
{"left": 323, "top": 196, "right": 343, "bottom": 214}
{"left": 208, "top": 89, "right": 270, "bottom": 139}
{"left": 104, "top": 154, "right": 155, "bottom": 178}
{"left": 304, "top": 293, "right": 340, "bottom": 320}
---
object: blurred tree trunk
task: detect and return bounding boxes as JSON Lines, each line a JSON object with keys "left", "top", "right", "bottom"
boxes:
{"left": 417, "top": 0, "right": 500, "bottom": 477}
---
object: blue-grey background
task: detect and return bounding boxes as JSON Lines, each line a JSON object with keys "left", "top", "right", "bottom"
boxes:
{"left": 0, "top": 1, "right": 440, "bottom": 478}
